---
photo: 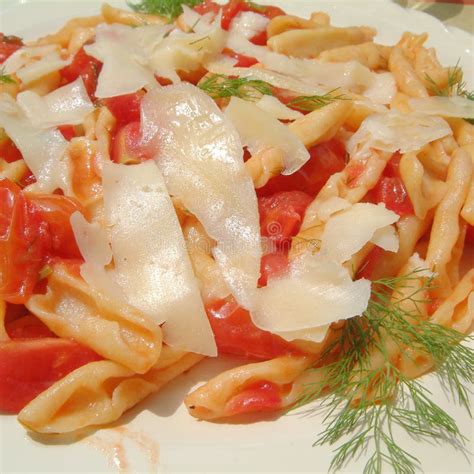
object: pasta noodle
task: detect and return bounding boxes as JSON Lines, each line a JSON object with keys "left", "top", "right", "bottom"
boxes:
{"left": 18, "top": 346, "right": 203, "bottom": 433}
{"left": 26, "top": 262, "right": 162, "bottom": 374}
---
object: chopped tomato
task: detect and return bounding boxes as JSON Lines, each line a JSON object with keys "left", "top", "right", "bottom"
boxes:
{"left": 221, "top": 0, "right": 285, "bottom": 30}
{"left": 356, "top": 246, "right": 384, "bottom": 280}
{"left": 207, "top": 299, "right": 300, "bottom": 360}
{"left": 466, "top": 225, "right": 474, "bottom": 245}
{"left": 193, "top": 0, "right": 220, "bottom": 15}
{"left": 103, "top": 91, "right": 145, "bottom": 127}
{"left": 258, "top": 139, "right": 347, "bottom": 197}
{"left": 250, "top": 29, "right": 267, "bottom": 45}
{"left": 60, "top": 48, "right": 102, "bottom": 99}
{"left": 259, "top": 191, "right": 313, "bottom": 251}
{"left": 6, "top": 314, "right": 55, "bottom": 339}
{"left": 0, "top": 179, "right": 50, "bottom": 304}
{"left": 0, "top": 338, "right": 101, "bottom": 413}
{"left": 58, "top": 125, "right": 77, "bottom": 141}
{"left": 223, "top": 48, "right": 258, "bottom": 67}
{"left": 0, "top": 33, "right": 22, "bottom": 64}
{"left": 26, "top": 194, "right": 84, "bottom": 259}
{"left": 367, "top": 153, "right": 414, "bottom": 217}
{"left": 226, "top": 380, "right": 282, "bottom": 415}
{"left": 0, "top": 133, "right": 22, "bottom": 163}
{"left": 259, "top": 252, "right": 288, "bottom": 286}
{"left": 112, "top": 121, "right": 151, "bottom": 164}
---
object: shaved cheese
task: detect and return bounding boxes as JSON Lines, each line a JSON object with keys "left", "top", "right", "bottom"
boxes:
{"left": 17, "top": 78, "right": 94, "bottom": 128}
{"left": 320, "top": 203, "right": 399, "bottom": 263}
{"left": 252, "top": 255, "right": 371, "bottom": 333}
{"left": 102, "top": 160, "right": 216, "bottom": 356}
{"left": 407, "top": 253, "right": 437, "bottom": 278}
{"left": 70, "top": 211, "right": 125, "bottom": 301}
{"left": 347, "top": 110, "right": 452, "bottom": 158}
{"left": 181, "top": 5, "right": 216, "bottom": 33}
{"left": 4, "top": 45, "right": 70, "bottom": 85}
{"left": 371, "top": 225, "right": 399, "bottom": 253}
{"left": 225, "top": 97, "right": 309, "bottom": 174}
{"left": 276, "top": 325, "right": 330, "bottom": 344}
{"left": 0, "top": 94, "right": 69, "bottom": 193}
{"left": 141, "top": 84, "right": 261, "bottom": 309}
{"left": 230, "top": 12, "right": 269, "bottom": 39}
{"left": 409, "top": 96, "right": 474, "bottom": 119}
{"left": 315, "top": 196, "right": 352, "bottom": 222}
{"left": 363, "top": 72, "right": 397, "bottom": 105}
{"left": 227, "top": 33, "right": 375, "bottom": 92}
{"left": 255, "top": 95, "right": 303, "bottom": 120}
{"left": 84, "top": 23, "right": 165, "bottom": 98}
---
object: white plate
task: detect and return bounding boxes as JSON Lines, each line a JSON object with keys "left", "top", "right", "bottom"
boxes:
{"left": 0, "top": 2, "right": 472, "bottom": 473}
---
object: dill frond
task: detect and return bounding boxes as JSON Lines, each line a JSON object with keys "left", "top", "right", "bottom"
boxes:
{"left": 198, "top": 74, "right": 274, "bottom": 100}
{"left": 287, "top": 89, "right": 347, "bottom": 112}
{"left": 0, "top": 68, "right": 15, "bottom": 84}
{"left": 294, "top": 269, "right": 473, "bottom": 474}
{"left": 128, "top": 0, "right": 205, "bottom": 19}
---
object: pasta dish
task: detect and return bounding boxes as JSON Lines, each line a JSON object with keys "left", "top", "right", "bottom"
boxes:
{"left": 0, "top": 1, "right": 473, "bottom": 472}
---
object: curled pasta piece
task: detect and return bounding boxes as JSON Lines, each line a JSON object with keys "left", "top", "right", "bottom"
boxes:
{"left": 389, "top": 47, "right": 429, "bottom": 98}
{"left": 33, "top": 16, "right": 103, "bottom": 47}
{"left": 399, "top": 152, "right": 447, "bottom": 219}
{"left": 445, "top": 220, "right": 467, "bottom": 289}
{"left": 185, "top": 355, "right": 315, "bottom": 420}
{"left": 18, "top": 346, "right": 203, "bottom": 434}
{"left": 389, "top": 91, "right": 412, "bottom": 113}
{"left": 268, "top": 26, "right": 376, "bottom": 58}
{"left": 447, "top": 118, "right": 474, "bottom": 147}
{"left": 309, "top": 12, "right": 331, "bottom": 27}
{"left": 414, "top": 46, "right": 450, "bottom": 91}
{"left": 67, "top": 27, "right": 96, "bottom": 55}
{"left": 418, "top": 140, "right": 452, "bottom": 180}
{"left": 26, "top": 262, "right": 162, "bottom": 374}
{"left": 426, "top": 148, "right": 472, "bottom": 295}
{"left": 461, "top": 176, "right": 474, "bottom": 225}
{"left": 83, "top": 106, "right": 116, "bottom": 162}
{"left": 244, "top": 147, "right": 285, "bottom": 188}
{"left": 288, "top": 100, "right": 353, "bottom": 148}
{"left": 266, "top": 14, "right": 321, "bottom": 38}
{"left": 182, "top": 216, "right": 231, "bottom": 304}
{"left": 319, "top": 42, "right": 391, "bottom": 70}
{"left": 101, "top": 3, "right": 167, "bottom": 26}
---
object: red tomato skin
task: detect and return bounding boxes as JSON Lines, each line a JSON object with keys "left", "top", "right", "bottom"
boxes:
{"left": 466, "top": 225, "right": 474, "bottom": 245}
{"left": 207, "top": 299, "right": 300, "bottom": 361}
{"left": 0, "top": 134, "right": 23, "bottom": 163}
{"left": 0, "top": 179, "right": 50, "bottom": 304}
{"left": 226, "top": 380, "right": 282, "bottom": 415}
{"left": 221, "top": 0, "right": 285, "bottom": 30}
{"left": 103, "top": 92, "right": 144, "bottom": 127}
{"left": 111, "top": 121, "right": 151, "bottom": 164}
{"left": 193, "top": 0, "right": 220, "bottom": 15}
{"left": 250, "top": 30, "right": 268, "bottom": 45}
{"left": 0, "top": 338, "right": 101, "bottom": 413}
{"left": 6, "top": 314, "right": 55, "bottom": 339}
{"left": 0, "top": 33, "right": 22, "bottom": 63}
{"left": 259, "top": 252, "right": 288, "bottom": 287}
{"left": 26, "top": 194, "right": 84, "bottom": 259}
{"left": 58, "top": 125, "right": 77, "bottom": 141}
{"left": 223, "top": 49, "right": 258, "bottom": 67}
{"left": 259, "top": 191, "right": 313, "bottom": 250}
{"left": 60, "top": 48, "right": 102, "bottom": 98}
{"left": 257, "top": 139, "right": 346, "bottom": 197}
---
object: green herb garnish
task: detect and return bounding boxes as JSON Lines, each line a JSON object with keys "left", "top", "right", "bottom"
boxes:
{"left": 288, "top": 89, "right": 347, "bottom": 112}
{"left": 128, "top": 0, "right": 205, "bottom": 20}
{"left": 198, "top": 74, "right": 274, "bottom": 100}
{"left": 0, "top": 68, "right": 15, "bottom": 84}
{"left": 426, "top": 59, "right": 474, "bottom": 101}
{"left": 294, "top": 269, "right": 473, "bottom": 474}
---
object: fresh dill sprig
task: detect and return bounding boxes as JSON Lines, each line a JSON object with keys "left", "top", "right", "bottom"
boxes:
{"left": 198, "top": 74, "right": 274, "bottom": 100}
{"left": 0, "top": 68, "right": 15, "bottom": 84}
{"left": 294, "top": 269, "right": 473, "bottom": 474}
{"left": 287, "top": 89, "right": 347, "bottom": 112}
{"left": 426, "top": 59, "right": 474, "bottom": 100}
{"left": 128, "top": 0, "right": 205, "bottom": 20}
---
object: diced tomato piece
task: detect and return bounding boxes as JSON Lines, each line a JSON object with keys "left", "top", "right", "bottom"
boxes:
{"left": 466, "top": 225, "right": 474, "bottom": 245}
{"left": 193, "top": 0, "right": 220, "bottom": 15}
{"left": 0, "top": 179, "right": 50, "bottom": 304}
{"left": 250, "top": 29, "right": 267, "bottom": 45}
{"left": 60, "top": 48, "right": 102, "bottom": 99}
{"left": 367, "top": 153, "right": 414, "bottom": 217}
{"left": 356, "top": 246, "right": 384, "bottom": 280}
{"left": 207, "top": 299, "right": 300, "bottom": 360}
{"left": 226, "top": 380, "right": 282, "bottom": 415}
{"left": 0, "top": 33, "right": 22, "bottom": 64}
{"left": 258, "top": 139, "right": 347, "bottom": 197}
{"left": 259, "top": 252, "right": 288, "bottom": 286}
{"left": 259, "top": 191, "right": 313, "bottom": 251}
{"left": 6, "top": 314, "right": 55, "bottom": 339}
{"left": 0, "top": 133, "right": 22, "bottom": 163}
{"left": 58, "top": 125, "right": 77, "bottom": 141}
{"left": 26, "top": 194, "right": 84, "bottom": 259}
{"left": 0, "top": 338, "right": 101, "bottom": 413}
{"left": 102, "top": 91, "right": 145, "bottom": 127}
{"left": 221, "top": 1, "right": 285, "bottom": 30}
{"left": 223, "top": 48, "right": 258, "bottom": 67}
{"left": 111, "top": 121, "right": 151, "bottom": 164}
